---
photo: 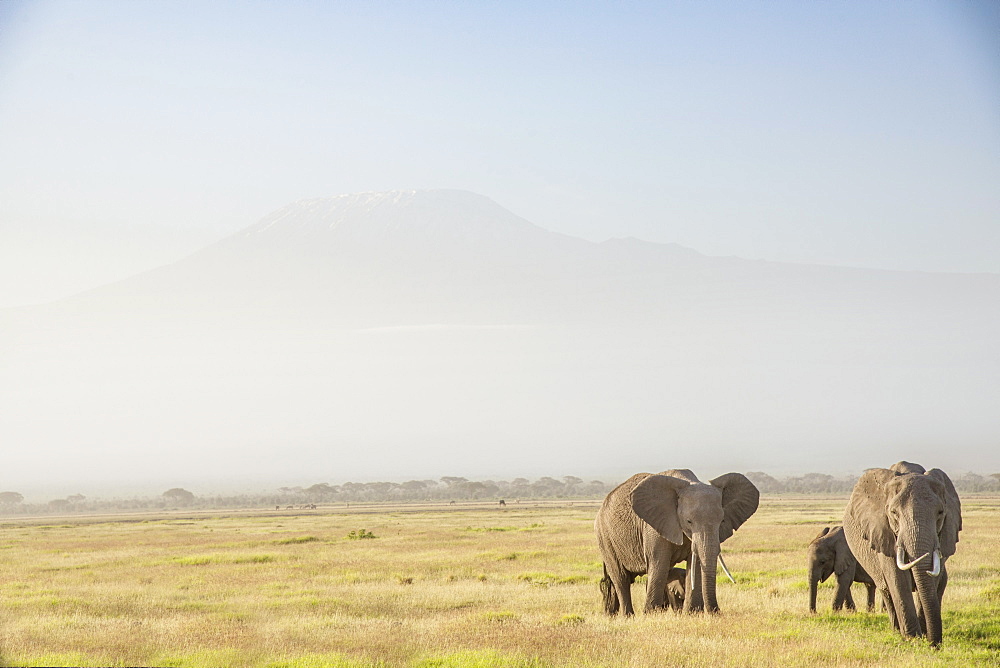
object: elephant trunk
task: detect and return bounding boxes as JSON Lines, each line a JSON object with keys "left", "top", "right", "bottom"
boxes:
{"left": 698, "top": 533, "right": 720, "bottom": 613}
{"left": 898, "top": 531, "right": 943, "bottom": 646}
{"left": 914, "top": 566, "right": 942, "bottom": 647}
{"left": 808, "top": 567, "right": 820, "bottom": 613}
{"left": 896, "top": 544, "right": 929, "bottom": 570}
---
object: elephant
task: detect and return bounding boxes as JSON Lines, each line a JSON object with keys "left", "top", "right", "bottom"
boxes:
{"left": 595, "top": 469, "right": 759, "bottom": 615}
{"left": 807, "top": 525, "right": 875, "bottom": 613}
{"left": 664, "top": 567, "right": 686, "bottom": 610}
{"left": 890, "top": 460, "right": 926, "bottom": 475}
{"left": 842, "top": 462, "right": 961, "bottom": 647}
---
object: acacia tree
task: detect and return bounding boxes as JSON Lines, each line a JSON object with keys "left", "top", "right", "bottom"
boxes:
{"left": 162, "top": 488, "right": 195, "bottom": 505}
{"left": 48, "top": 499, "right": 71, "bottom": 511}
{"left": 305, "top": 483, "right": 337, "bottom": 500}
{"left": 0, "top": 491, "right": 24, "bottom": 506}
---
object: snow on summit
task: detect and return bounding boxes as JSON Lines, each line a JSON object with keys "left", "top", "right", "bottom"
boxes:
{"left": 242, "top": 189, "right": 549, "bottom": 247}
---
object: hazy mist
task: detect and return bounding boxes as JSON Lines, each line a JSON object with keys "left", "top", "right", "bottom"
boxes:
{"left": 2, "top": 190, "right": 998, "bottom": 500}
{"left": 2, "top": 3, "right": 999, "bottom": 501}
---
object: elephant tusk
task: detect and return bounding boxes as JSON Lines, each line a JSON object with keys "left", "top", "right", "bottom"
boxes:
{"left": 928, "top": 549, "right": 941, "bottom": 577}
{"left": 896, "top": 545, "right": 929, "bottom": 571}
{"left": 718, "top": 553, "right": 736, "bottom": 584}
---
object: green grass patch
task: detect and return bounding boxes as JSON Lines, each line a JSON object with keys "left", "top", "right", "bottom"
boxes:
{"left": 556, "top": 613, "right": 585, "bottom": 625}
{"left": 480, "top": 610, "right": 519, "bottom": 623}
{"left": 172, "top": 553, "right": 278, "bottom": 566}
{"left": 517, "top": 572, "right": 592, "bottom": 586}
{"left": 981, "top": 580, "right": 1000, "bottom": 601}
{"left": 264, "top": 654, "right": 386, "bottom": 668}
{"left": 945, "top": 605, "right": 1000, "bottom": 651}
{"left": 477, "top": 550, "right": 543, "bottom": 561}
{"left": 416, "top": 650, "right": 545, "bottom": 668}
{"left": 153, "top": 648, "right": 247, "bottom": 668}
{"left": 802, "top": 609, "right": 901, "bottom": 640}
{"left": 275, "top": 535, "right": 321, "bottom": 544}
{"left": 463, "top": 523, "right": 544, "bottom": 533}
{"left": 6, "top": 652, "right": 89, "bottom": 667}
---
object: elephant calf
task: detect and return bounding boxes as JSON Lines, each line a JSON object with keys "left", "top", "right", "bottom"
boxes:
{"left": 664, "top": 566, "right": 686, "bottom": 610}
{"left": 807, "top": 525, "right": 875, "bottom": 613}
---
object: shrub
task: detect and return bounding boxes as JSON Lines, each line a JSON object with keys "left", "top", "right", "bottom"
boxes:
{"left": 346, "top": 529, "right": 377, "bottom": 540}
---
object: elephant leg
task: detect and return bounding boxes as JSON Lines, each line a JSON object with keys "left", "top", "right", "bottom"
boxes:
{"left": 863, "top": 582, "right": 876, "bottom": 612}
{"left": 685, "top": 554, "right": 705, "bottom": 612}
{"left": 881, "top": 587, "right": 899, "bottom": 631}
{"left": 888, "top": 568, "right": 921, "bottom": 639}
{"left": 915, "top": 594, "right": 927, "bottom": 636}
{"left": 645, "top": 567, "right": 669, "bottom": 613}
{"left": 607, "top": 568, "right": 635, "bottom": 617}
{"left": 833, "top": 571, "right": 854, "bottom": 611}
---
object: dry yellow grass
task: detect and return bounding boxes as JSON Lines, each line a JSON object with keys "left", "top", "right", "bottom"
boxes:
{"left": 0, "top": 497, "right": 998, "bottom": 667}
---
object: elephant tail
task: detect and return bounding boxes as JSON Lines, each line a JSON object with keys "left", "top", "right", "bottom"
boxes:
{"left": 600, "top": 564, "right": 619, "bottom": 616}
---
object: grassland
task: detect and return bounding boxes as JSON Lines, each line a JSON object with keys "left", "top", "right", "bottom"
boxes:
{"left": 0, "top": 496, "right": 998, "bottom": 667}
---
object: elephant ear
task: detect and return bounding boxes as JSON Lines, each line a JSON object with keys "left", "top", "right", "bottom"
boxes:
{"left": 710, "top": 473, "right": 760, "bottom": 543}
{"left": 925, "top": 468, "right": 962, "bottom": 557}
{"left": 630, "top": 474, "right": 688, "bottom": 545}
{"left": 846, "top": 468, "right": 896, "bottom": 557}
{"left": 659, "top": 468, "right": 700, "bottom": 483}
{"left": 832, "top": 529, "right": 856, "bottom": 576}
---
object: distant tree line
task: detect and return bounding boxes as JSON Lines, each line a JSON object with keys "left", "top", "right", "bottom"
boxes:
{"left": 0, "top": 476, "right": 611, "bottom": 516}
{"left": 745, "top": 471, "right": 1000, "bottom": 495}
{"left": 1, "top": 471, "right": 998, "bottom": 516}
{"left": 273, "top": 475, "right": 609, "bottom": 504}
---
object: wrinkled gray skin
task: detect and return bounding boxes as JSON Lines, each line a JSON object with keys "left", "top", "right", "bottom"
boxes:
{"left": 843, "top": 462, "right": 961, "bottom": 647}
{"left": 595, "top": 469, "right": 759, "bottom": 615}
{"left": 808, "top": 526, "right": 875, "bottom": 613}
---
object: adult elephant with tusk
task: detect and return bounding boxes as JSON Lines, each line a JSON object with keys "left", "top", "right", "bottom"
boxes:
{"left": 842, "top": 462, "right": 962, "bottom": 647}
{"left": 595, "top": 469, "right": 759, "bottom": 616}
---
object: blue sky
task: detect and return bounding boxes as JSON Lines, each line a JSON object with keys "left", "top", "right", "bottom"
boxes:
{"left": 1, "top": 1, "right": 998, "bottom": 307}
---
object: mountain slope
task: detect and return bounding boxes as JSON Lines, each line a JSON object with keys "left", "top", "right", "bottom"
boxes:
{"left": 2, "top": 189, "right": 998, "bottom": 487}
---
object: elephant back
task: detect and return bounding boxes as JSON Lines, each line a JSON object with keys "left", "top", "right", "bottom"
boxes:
{"left": 598, "top": 473, "right": 654, "bottom": 526}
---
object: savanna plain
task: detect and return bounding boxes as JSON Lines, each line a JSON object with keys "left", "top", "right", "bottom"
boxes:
{"left": 1, "top": 497, "right": 998, "bottom": 667}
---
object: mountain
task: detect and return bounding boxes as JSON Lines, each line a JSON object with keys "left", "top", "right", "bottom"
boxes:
{"left": 3, "top": 189, "right": 999, "bottom": 490}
